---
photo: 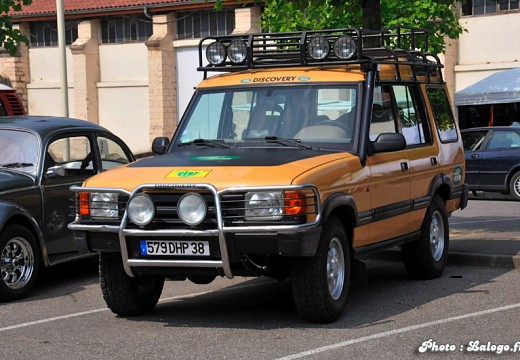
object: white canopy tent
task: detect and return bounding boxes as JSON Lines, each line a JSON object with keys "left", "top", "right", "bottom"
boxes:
{"left": 455, "top": 67, "right": 520, "bottom": 106}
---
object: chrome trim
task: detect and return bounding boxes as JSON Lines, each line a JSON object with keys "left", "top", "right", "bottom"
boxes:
{"left": 69, "top": 183, "right": 321, "bottom": 279}
{"left": 68, "top": 223, "right": 120, "bottom": 233}
{"left": 121, "top": 229, "right": 220, "bottom": 237}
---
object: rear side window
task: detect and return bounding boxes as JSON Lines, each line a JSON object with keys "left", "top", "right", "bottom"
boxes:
{"left": 426, "top": 87, "right": 458, "bottom": 142}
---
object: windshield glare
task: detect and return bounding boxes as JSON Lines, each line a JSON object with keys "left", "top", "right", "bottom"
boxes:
{"left": 177, "top": 86, "right": 358, "bottom": 148}
{"left": 0, "top": 130, "right": 39, "bottom": 172}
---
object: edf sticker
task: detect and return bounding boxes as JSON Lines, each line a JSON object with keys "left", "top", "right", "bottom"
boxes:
{"left": 166, "top": 169, "right": 212, "bottom": 178}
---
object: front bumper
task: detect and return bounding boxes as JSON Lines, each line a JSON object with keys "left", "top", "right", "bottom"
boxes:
{"left": 69, "top": 183, "right": 321, "bottom": 278}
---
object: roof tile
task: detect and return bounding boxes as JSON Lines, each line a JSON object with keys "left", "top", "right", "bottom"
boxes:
{"left": 12, "top": 0, "right": 208, "bottom": 17}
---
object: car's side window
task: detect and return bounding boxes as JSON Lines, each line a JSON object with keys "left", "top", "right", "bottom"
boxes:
{"left": 487, "top": 130, "right": 520, "bottom": 149}
{"left": 369, "top": 85, "right": 397, "bottom": 140}
{"left": 45, "top": 136, "right": 95, "bottom": 178}
{"left": 426, "top": 86, "right": 458, "bottom": 142}
{"left": 393, "top": 85, "right": 428, "bottom": 146}
{"left": 98, "top": 136, "right": 131, "bottom": 170}
{"left": 462, "top": 131, "right": 488, "bottom": 151}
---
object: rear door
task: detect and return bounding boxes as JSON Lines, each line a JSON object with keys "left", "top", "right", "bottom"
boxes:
{"left": 479, "top": 129, "right": 520, "bottom": 188}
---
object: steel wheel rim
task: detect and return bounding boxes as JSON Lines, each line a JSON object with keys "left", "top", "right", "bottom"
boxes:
{"left": 1, "top": 237, "right": 35, "bottom": 290}
{"left": 327, "top": 237, "right": 345, "bottom": 300}
{"left": 514, "top": 176, "right": 520, "bottom": 197}
{"left": 430, "top": 210, "right": 445, "bottom": 262}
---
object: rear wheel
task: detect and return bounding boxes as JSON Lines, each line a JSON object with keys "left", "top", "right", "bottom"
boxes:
{"left": 402, "top": 195, "right": 448, "bottom": 279}
{"left": 291, "top": 217, "right": 350, "bottom": 323}
{"left": 509, "top": 172, "right": 520, "bottom": 201}
{"left": 99, "top": 252, "right": 164, "bottom": 316}
{"left": 0, "top": 225, "right": 40, "bottom": 301}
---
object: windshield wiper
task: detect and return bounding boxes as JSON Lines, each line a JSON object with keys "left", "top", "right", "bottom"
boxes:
{"left": 264, "top": 136, "right": 315, "bottom": 150}
{"left": 0, "top": 162, "right": 34, "bottom": 168}
{"left": 178, "top": 138, "right": 230, "bottom": 148}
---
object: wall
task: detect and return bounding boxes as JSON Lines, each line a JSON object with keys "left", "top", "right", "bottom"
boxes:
{"left": 26, "top": 47, "right": 74, "bottom": 115}
{"left": 455, "top": 12, "right": 520, "bottom": 92}
{"left": 98, "top": 43, "right": 150, "bottom": 154}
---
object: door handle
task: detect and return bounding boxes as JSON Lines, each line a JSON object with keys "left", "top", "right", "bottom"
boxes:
{"left": 430, "top": 157, "right": 438, "bottom": 166}
{"left": 471, "top": 154, "right": 480, "bottom": 159}
{"left": 401, "top": 162, "right": 409, "bottom": 172}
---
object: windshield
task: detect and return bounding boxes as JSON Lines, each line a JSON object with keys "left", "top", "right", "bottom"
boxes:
{"left": 175, "top": 85, "right": 358, "bottom": 150}
{"left": 0, "top": 129, "right": 39, "bottom": 173}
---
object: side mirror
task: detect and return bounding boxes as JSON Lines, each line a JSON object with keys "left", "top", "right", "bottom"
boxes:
{"left": 371, "top": 133, "right": 406, "bottom": 153}
{"left": 152, "top": 137, "right": 170, "bottom": 155}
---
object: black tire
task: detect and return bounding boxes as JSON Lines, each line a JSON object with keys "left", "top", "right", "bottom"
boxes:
{"left": 0, "top": 225, "right": 40, "bottom": 301}
{"left": 509, "top": 172, "right": 520, "bottom": 201}
{"left": 99, "top": 252, "right": 164, "bottom": 316}
{"left": 291, "top": 217, "right": 350, "bottom": 323}
{"left": 402, "top": 195, "right": 449, "bottom": 279}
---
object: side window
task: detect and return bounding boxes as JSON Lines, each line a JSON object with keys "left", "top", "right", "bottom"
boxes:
{"left": 487, "top": 130, "right": 519, "bottom": 150}
{"left": 393, "top": 85, "right": 428, "bottom": 146}
{"left": 98, "top": 136, "right": 131, "bottom": 170}
{"left": 46, "top": 136, "right": 94, "bottom": 178}
{"left": 426, "top": 87, "right": 458, "bottom": 142}
{"left": 370, "top": 86, "right": 397, "bottom": 140}
{"left": 461, "top": 131, "right": 488, "bottom": 151}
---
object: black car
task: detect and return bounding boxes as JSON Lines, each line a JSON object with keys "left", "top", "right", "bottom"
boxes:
{"left": 0, "top": 116, "right": 134, "bottom": 301}
{"left": 461, "top": 126, "right": 520, "bottom": 200}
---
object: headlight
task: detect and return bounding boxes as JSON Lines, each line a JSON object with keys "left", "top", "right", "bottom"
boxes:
{"left": 206, "top": 41, "right": 227, "bottom": 65}
{"left": 90, "top": 192, "right": 119, "bottom": 219}
{"left": 127, "top": 193, "right": 155, "bottom": 226}
{"left": 245, "top": 191, "right": 283, "bottom": 220}
{"left": 333, "top": 35, "right": 356, "bottom": 60}
{"left": 177, "top": 193, "right": 207, "bottom": 226}
{"left": 308, "top": 36, "right": 330, "bottom": 60}
{"left": 227, "top": 40, "right": 247, "bottom": 64}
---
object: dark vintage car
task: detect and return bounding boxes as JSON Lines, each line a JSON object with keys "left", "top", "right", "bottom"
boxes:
{"left": 461, "top": 126, "right": 520, "bottom": 200}
{"left": 0, "top": 116, "right": 134, "bottom": 301}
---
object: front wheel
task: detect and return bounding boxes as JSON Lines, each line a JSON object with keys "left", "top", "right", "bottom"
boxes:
{"left": 0, "top": 225, "right": 41, "bottom": 301}
{"left": 99, "top": 253, "right": 164, "bottom": 316}
{"left": 509, "top": 172, "right": 520, "bottom": 201}
{"left": 402, "top": 195, "right": 449, "bottom": 279}
{"left": 291, "top": 217, "right": 350, "bottom": 323}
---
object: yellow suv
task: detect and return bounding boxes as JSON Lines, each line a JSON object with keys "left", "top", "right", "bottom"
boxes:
{"left": 69, "top": 27, "right": 467, "bottom": 323}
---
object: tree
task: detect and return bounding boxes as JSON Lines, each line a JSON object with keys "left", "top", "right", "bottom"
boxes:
{"left": 0, "top": 0, "right": 32, "bottom": 56}
{"left": 213, "top": 0, "right": 464, "bottom": 54}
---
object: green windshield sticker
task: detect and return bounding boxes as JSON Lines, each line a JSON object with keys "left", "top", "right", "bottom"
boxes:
{"left": 191, "top": 156, "right": 240, "bottom": 161}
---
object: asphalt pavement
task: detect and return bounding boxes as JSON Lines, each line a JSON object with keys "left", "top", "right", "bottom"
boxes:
{"left": 447, "top": 192, "right": 520, "bottom": 270}
{"left": 381, "top": 192, "right": 520, "bottom": 271}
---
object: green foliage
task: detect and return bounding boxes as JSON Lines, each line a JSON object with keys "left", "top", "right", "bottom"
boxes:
{"left": 212, "top": 0, "right": 464, "bottom": 54}
{"left": 0, "top": 0, "right": 32, "bottom": 56}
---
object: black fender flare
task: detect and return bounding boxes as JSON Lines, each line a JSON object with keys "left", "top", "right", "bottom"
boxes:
{"left": 0, "top": 201, "right": 48, "bottom": 266}
{"left": 320, "top": 192, "right": 361, "bottom": 227}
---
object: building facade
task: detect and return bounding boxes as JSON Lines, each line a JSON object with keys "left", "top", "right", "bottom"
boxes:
{"left": 2, "top": 0, "right": 261, "bottom": 154}
{"left": 2, "top": 0, "right": 519, "bottom": 154}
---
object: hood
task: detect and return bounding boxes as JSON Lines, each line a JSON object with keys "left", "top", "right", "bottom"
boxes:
{"left": 0, "top": 170, "right": 35, "bottom": 192}
{"left": 83, "top": 148, "right": 355, "bottom": 191}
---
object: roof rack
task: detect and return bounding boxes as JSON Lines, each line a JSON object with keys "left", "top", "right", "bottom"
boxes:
{"left": 197, "top": 26, "right": 444, "bottom": 83}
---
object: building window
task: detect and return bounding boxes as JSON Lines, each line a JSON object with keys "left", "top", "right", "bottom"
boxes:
{"left": 462, "top": 0, "right": 519, "bottom": 16}
{"left": 30, "top": 21, "right": 78, "bottom": 47}
{"left": 101, "top": 15, "right": 153, "bottom": 44}
{"left": 176, "top": 9, "right": 235, "bottom": 40}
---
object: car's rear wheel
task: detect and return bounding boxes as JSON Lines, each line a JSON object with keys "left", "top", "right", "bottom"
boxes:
{"left": 402, "top": 195, "right": 448, "bottom": 279}
{"left": 291, "top": 217, "right": 350, "bottom": 323}
{"left": 509, "top": 172, "right": 520, "bottom": 201}
{"left": 99, "top": 252, "right": 164, "bottom": 316}
{"left": 0, "top": 225, "right": 40, "bottom": 301}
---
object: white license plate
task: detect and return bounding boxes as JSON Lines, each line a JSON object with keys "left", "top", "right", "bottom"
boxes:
{"left": 140, "top": 240, "right": 210, "bottom": 256}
